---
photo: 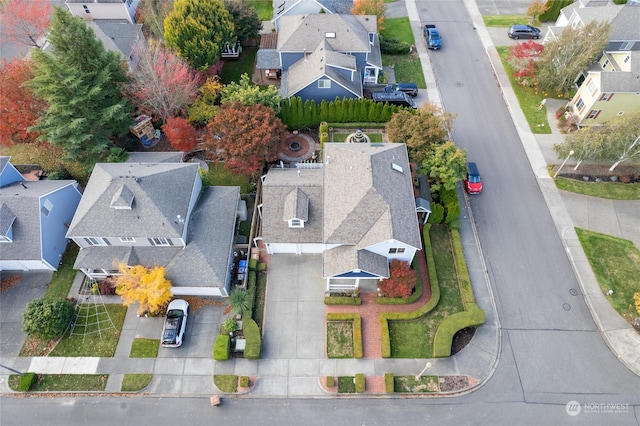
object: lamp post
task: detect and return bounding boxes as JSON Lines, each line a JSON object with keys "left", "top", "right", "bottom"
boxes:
{"left": 554, "top": 150, "right": 574, "bottom": 178}
{"left": 415, "top": 362, "right": 432, "bottom": 381}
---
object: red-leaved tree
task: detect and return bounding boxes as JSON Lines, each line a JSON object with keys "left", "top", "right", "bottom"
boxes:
{"left": 0, "top": 0, "right": 51, "bottom": 48}
{"left": 204, "top": 102, "right": 287, "bottom": 175}
{"left": 378, "top": 259, "right": 417, "bottom": 299}
{"left": 162, "top": 116, "right": 198, "bottom": 152}
{"left": 505, "top": 40, "right": 544, "bottom": 86}
{"left": 0, "top": 59, "right": 47, "bottom": 146}
{"left": 124, "top": 41, "right": 202, "bottom": 123}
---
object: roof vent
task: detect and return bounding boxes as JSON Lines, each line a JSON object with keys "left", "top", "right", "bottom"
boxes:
{"left": 391, "top": 163, "right": 404, "bottom": 173}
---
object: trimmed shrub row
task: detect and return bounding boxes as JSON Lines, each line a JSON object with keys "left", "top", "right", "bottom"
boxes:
{"left": 213, "top": 334, "right": 230, "bottom": 361}
{"left": 431, "top": 227, "right": 486, "bottom": 358}
{"left": 324, "top": 295, "right": 362, "bottom": 305}
{"left": 243, "top": 318, "right": 262, "bottom": 360}
{"left": 380, "top": 224, "right": 441, "bottom": 358}
{"left": 326, "top": 313, "right": 363, "bottom": 358}
{"left": 355, "top": 373, "right": 365, "bottom": 393}
{"left": 326, "top": 375, "right": 335, "bottom": 387}
{"left": 379, "top": 35, "right": 411, "bottom": 55}
{"left": 279, "top": 96, "right": 406, "bottom": 129}
{"left": 384, "top": 373, "right": 394, "bottom": 393}
{"left": 432, "top": 304, "right": 485, "bottom": 358}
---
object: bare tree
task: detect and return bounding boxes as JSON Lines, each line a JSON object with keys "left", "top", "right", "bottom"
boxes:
{"left": 124, "top": 40, "right": 202, "bottom": 123}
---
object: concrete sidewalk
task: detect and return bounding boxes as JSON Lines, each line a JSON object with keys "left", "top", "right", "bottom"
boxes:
{"left": 1, "top": 0, "right": 638, "bottom": 400}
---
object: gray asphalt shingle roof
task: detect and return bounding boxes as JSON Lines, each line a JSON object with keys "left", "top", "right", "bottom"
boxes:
{"left": 67, "top": 162, "right": 199, "bottom": 239}
{"left": 277, "top": 14, "right": 376, "bottom": 53}
{"left": 0, "top": 180, "right": 77, "bottom": 262}
{"left": 261, "top": 168, "right": 323, "bottom": 244}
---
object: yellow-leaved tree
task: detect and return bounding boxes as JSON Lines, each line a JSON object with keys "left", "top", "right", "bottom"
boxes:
{"left": 350, "top": 0, "right": 386, "bottom": 31}
{"left": 115, "top": 263, "right": 172, "bottom": 315}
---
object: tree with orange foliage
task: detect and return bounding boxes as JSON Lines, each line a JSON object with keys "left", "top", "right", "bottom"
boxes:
{"left": 350, "top": 0, "right": 386, "bottom": 31}
{"left": 0, "top": 59, "right": 47, "bottom": 146}
{"left": 378, "top": 259, "right": 417, "bottom": 299}
{"left": 0, "top": 0, "right": 51, "bottom": 48}
{"left": 162, "top": 116, "right": 198, "bottom": 152}
{"left": 204, "top": 102, "right": 287, "bottom": 175}
{"left": 115, "top": 263, "right": 173, "bottom": 315}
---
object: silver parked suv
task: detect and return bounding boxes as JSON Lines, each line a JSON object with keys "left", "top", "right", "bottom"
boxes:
{"left": 507, "top": 25, "right": 541, "bottom": 40}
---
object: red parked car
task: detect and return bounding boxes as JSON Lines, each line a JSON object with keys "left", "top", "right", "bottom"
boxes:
{"left": 464, "top": 162, "right": 483, "bottom": 194}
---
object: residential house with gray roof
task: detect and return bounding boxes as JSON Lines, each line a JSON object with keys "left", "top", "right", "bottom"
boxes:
{"left": 260, "top": 143, "right": 421, "bottom": 292}
{"left": 544, "top": 2, "right": 640, "bottom": 126}
{"left": 66, "top": 162, "right": 241, "bottom": 297}
{"left": 271, "top": 0, "right": 353, "bottom": 30}
{"left": 0, "top": 157, "right": 82, "bottom": 272}
{"left": 257, "top": 14, "right": 382, "bottom": 104}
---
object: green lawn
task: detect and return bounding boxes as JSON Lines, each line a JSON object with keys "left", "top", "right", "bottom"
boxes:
{"left": 555, "top": 178, "right": 640, "bottom": 200}
{"left": 10, "top": 374, "right": 108, "bottom": 392}
{"left": 394, "top": 375, "right": 439, "bottom": 393}
{"left": 45, "top": 244, "right": 79, "bottom": 299}
{"left": 206, "top": 162, "right": 254, "bottom": 193}
{"left": 332, "top": 132, "right": 384, "bottom": 142}
{"left": 388, "top": 224, "right": 465, "bottom": 357}
{"left": 326, "top": 321, "right": 354, "bottom": 358}
{"left": 220, "top": 47, "right": 258, "bottom": 85}
{"left": 246, "top": 0, "right": 273, "bottom": 21}
{"left": 576, "top": 228, "right": 640, "bottom": 324}
{"left": 130, "top": 338, "right": 160, "bottom": 358}
{"left": 380, "top": 17, "right": 414, "bottom": 44}
{"left": 380, "top": 17, "right": 425, "bottom": 88}
{"left": 121, "top": 373, "right": 153, "bottom": 392}
{"left": 483, "top": 15, "right": 528, "bottom": 27}
{"left": 496, "top": 46, "right": 552, "bottom": 134}
{"left": 49, "top": 304, "right": 128, "bottom": 357}
{"left": 214, "top": 374, "right": 238, "bottom": 393}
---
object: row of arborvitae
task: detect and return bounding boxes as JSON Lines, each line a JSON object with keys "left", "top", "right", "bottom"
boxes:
{"left": 279, "top": 96, "right": 407, "bottom": 130}
{"left": 427, "top": 187, "right": 461, "bottom": 228}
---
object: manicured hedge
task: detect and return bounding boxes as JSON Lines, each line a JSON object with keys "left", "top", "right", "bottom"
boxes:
{"left": 427, "top": 203, "right": 444, "bottom": 224}
{"left": 326, "top": 313, "right": 363, "bottom": 358}
{"left": 380, "top": 224, "right": 441, "bottom": 357}
{"left": 243, "top": 318, "right": 262, "bottom": 360}
{"left": 539, "top": 0, "right": 572, "bottom": 22}
{"left": 384, "top": 373, "right": 394, "bottom": 393}
{"left": 450, "top": 229, "right": 474, "bottom": 307}
{"left": 355, "top": 373, "right": 365, "bottom": 393}
{"left": 248, "top": 258, "right": 258, "bottom": 271}
{"left": 324, "top": 295, "right": 362, "bottom": 305}
{"left": 239, "top": 376, "right": 250, "bottom": 387}
{"left": 18, "top": 372, "right": 36, "bottom": 392}
{"left": 257, "top": 262, "right": 266, "bottom": 272}
{"left": 432, "top": 304, "right": 485, "bottom": 358}
{"left": 213, "top": 335, "right": 230, "bottom": 361}
{"left": 326, "top": 376, "right": 335, "bottom": 387}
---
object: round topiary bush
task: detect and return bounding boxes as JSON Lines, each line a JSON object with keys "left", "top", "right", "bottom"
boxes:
{"left": 22, "top": 298, "right": 75, "bottom": 339}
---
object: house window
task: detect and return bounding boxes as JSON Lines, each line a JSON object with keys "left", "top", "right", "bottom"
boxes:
{"left": 587, "top": 110, "right": 600, "bottom": 119}
{"left": 120, "top": 237, "right": 136, "bottom": 243}
{"left": 289, "top": 219, "right": 304, "bottom": 228}
{"left": 599, "top": 93, "right": 614, "bottom": 101}
{"left": 388, "top": 247, "right": 405, "bottom": 254}
{"left": 41, "top": 199, "right": 53, "bottom": 216}
{"left": 601, "top": 59, "right": 609, "bottom": 69}
{"left": 575, "top": 98, "right": 585, "bottom": 112}
{"left": 83, "top": 5, "right": 90, "bottom": 13}
{"left": 151, "top": 237, "right": 171, "bottom": 246}
{"left": 85, "top": 237, "right": 108, "bottom": 246}
{"left": 587, "top": 80, "right": 597, "bottom": 96}
{"left": 318, "top": 79, "right": 331, "bottom": 89}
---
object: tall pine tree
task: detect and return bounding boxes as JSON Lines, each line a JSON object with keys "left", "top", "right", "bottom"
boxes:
{"left": 27, "top": 7, "right": 132, "bottom": 165}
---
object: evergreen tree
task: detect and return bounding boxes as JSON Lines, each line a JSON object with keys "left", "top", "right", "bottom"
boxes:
{"left": 164, "top": 0, "right": 235, "bottom": 71}
{"left": 27, "top": 7, "right": 132, "bottom": 165}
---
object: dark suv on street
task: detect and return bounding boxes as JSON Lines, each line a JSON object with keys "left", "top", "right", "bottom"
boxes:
{"left": 507, "top": 25, "right": 541, "bottom": 39}
{"left": 384, "top": 82, "right": 419, "bottom": 97}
